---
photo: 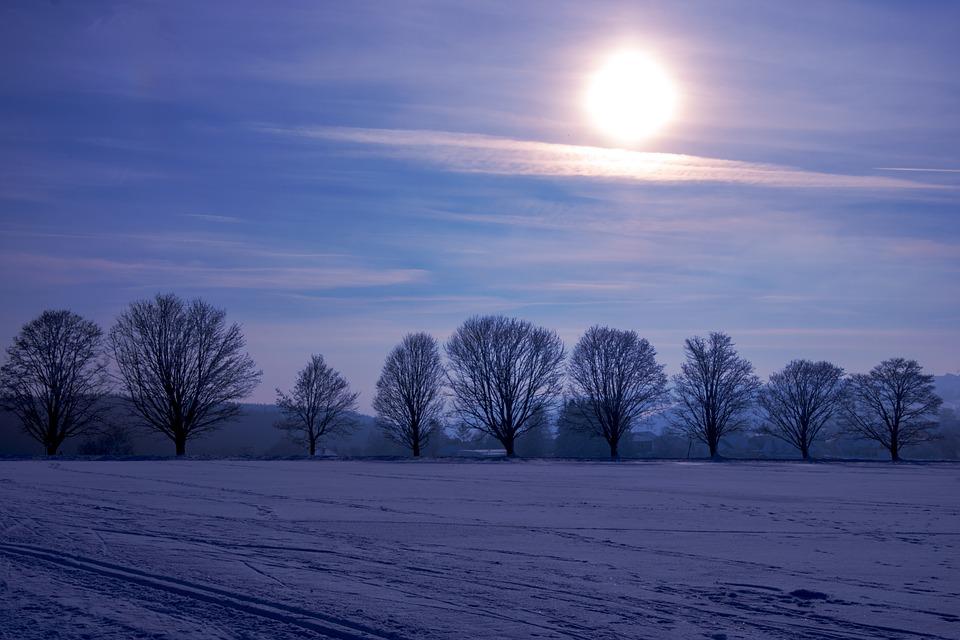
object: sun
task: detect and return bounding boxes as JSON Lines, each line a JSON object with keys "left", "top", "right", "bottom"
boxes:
{"left": 585, "top": 51, "right": 677, "bottom": 145}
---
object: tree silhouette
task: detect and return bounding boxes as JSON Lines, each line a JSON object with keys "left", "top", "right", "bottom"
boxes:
{"left": 276, "top": 354, "right": 358, "bottom": 456}
{"left": 446, "top": 315, "right": 564, "bottom": 457}
{"left": 568, "top": 326, "right": 668, "bottom": 459}
{"left": 110, "top": 293, "right": 261, "bottom": 456}
{"left": 672, "top": 332, "right": 760, "bottom": 458}
{"left": 759, "top": 360, "right": 845, "bottom": 460}
{"left": 373, "top": 333, "right": 445, "bottom": 457}
{"left": 0, "top": 310, "right": 110, "bottom": 455}
{"left": 839, "top": 358, "right": 942, "bottom": 461}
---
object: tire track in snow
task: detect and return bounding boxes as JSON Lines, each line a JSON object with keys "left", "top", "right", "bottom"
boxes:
{"left": 0, "top": 542, "right": 407, "bottom": 640}
{"left": 81, "top": 526, "right": 612, "bottom": 639}
{"left": 87, "top": 525, "right": 942, "bottom": 640}
{"left": 82, "top": 522, "right": 952, "bottom": 639}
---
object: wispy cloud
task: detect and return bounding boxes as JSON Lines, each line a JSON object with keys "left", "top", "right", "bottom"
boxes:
{"left": 0, "top": 228, "right": 346, "bottom": 261}
{"left": 260, "top": 126, "right": 937, "bottom": 190}
{"left": 876, "top": 167, "right": 960, "bottom": 173}
{"left": 180, "top": 214, "right": 243, "bottom": 224}
{"left": 888, "top": 238, "right": 960, "bottom": 260}
{"left": 0, "top": 156, "right": 166, "bottom": 203}
{"left": 278, "top": 293, "right": 515, "bottom": 316}
{"left": 0, "top": 253, "right": 427, "bottom": 291}
{"left": 731, "top": 327, "right": 958, "bottom": 338}
{"left": 512, "top": 281, "right": 638, "bottom": 292}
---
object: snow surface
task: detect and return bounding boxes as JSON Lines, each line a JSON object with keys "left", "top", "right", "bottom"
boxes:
{"left": 0, "top": 460, "right": 957, "bottom": 639}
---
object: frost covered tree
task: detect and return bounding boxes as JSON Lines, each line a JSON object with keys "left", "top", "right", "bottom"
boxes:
{"left": 276, "top": 354, "right": 359, "bottom": 456}
{"left": 759, "top": 360, "right": 845, "bottom": 460}
{"left": 446, "top": 315, "right": 565, "bottom": 457}
{"left": 0, "top": 310, "right": 110, "bottom": 455}
{"left": 568, "top": 326, "right": 668, "bottom": 459}
{"left": 671, "top": 332, "right": 760, "bottom": 458}
{"left": 110, "top": 294, "right": 262, "bottom": 456}
{"left": 839, "top": 358, "right": 942, "bottom": 461}
{"left": 373, "top": 333, "right": 445, "bottom": 457}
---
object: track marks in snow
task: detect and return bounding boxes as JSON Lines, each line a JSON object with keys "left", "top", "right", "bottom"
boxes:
{"left": 1, "top": 460, "right": 958, "bottom": 639}
{"left": 0, "top": 543, "right": 407, "bottom": 640}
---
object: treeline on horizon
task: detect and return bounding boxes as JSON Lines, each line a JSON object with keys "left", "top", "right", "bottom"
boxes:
{"left": 0, "top": 293, "right": 951, "bottom": 462}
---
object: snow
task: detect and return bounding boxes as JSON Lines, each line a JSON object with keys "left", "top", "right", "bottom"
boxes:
{"left": 0, "top": 460, "right": 957, "bottom": 639}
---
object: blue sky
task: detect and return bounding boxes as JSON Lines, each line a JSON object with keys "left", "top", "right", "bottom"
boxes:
{"left": 1, "top": 1, "right": 958, "bottom": 407}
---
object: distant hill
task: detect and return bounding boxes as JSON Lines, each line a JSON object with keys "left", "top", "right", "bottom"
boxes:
{"left": 935, "top": 373, "right": 960, "bottom": 409}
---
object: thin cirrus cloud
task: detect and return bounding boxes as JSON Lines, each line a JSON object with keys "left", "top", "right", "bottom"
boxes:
{"left": 0, "top": 253, "right": 427, "bottom": 291}
{"left": 179, "top": 214, "right": 244, "bottom": 224}
{"left": 875, "top": 167, "right": 960, "bottom": 173}
{"left": 0, "top": 229, "right": 347, "bottom": 261}
{"left": 260, "top": 126, "right": 937, "bottom": 190}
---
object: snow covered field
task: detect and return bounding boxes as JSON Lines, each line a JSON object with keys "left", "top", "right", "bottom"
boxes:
{"left": 0, "top": 460, "right": 957, "bottom": 639}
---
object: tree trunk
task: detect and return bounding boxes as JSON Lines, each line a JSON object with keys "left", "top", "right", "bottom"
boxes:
{"left": 46, "top": 441, "right": 59, "bottom": 456}
{"left": 309, "top": 439, "right": 317, "bottom": 457}
{"left": 609, "top": 439, "right": 619, "bottom": 460}
{"left": 412, "top": 441, "right": 421, "bottom": 457}
{"left": 174, "top": 433, "right": 186, "bottom": 456}
{"left": 707, "top": 424, "right": 720, "bottom": 458}
{"left": 889, "top": 423, "right": 901, "bottom": 461}
{"left": 800, "top": 444, "right": 809, "bottom": 460}
{"left": 503, "top": 437, "right": 516, "bottom": 457}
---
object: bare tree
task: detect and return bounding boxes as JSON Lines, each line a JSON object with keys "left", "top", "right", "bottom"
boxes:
{"left": 373, "top": 333, "right": 445, "bottom": 457}
{"left": 0, "top": 310, "right": 110, "bottom": 455}
{"left": 276, "top": 354, "right": 359, "bottom": 456}
{"left": 446, "top": 315, "right": 565, "bottom": 457}
{"left": 839, "top": 358, "right": 942, "bottom": 461}
{"left": 672, "top": 332, "right": 760, "bottom": 458}
{"left": 110, "top": 293, "right": 262, "bottom": 456}
{"left": 759, "top": 360, "right": 845, "bottom": 460}
{"left": 568, "top": 326, "right": 668, "bottom": 459}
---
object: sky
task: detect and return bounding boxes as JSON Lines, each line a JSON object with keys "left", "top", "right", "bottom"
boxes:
{"left": 1, "top": 0, "right": 958, "bottom": 408}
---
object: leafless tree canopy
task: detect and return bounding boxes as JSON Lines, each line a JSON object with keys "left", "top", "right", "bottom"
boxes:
{"left": 276, "top": 354, "right": 359, "bottom": 456}
{"left": 110, "top": 294, "right": 262, "bottom": 456}
{"left": 446, "top": 315, "right": 565, "bottom": 456}
{"left": 373, "top": 333, "right": 445, "bottom": 457}
{"left": 759, "top": 360, "right": 845, "bottom": 459}
{"left": 839, "top": 358, "right": 942, "bottom": 461}
{"left": 672, "top": 332, "right": 760, "bottom": 457}
{"left": 568, "top": 326, "right": 668, "bottom": 459}
{"left": 0, "top": 310, "right": 110, "bottom": 455}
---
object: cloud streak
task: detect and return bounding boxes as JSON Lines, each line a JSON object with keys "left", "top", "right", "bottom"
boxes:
{"left": 0, "top": 253, "right": 427, "bottom": 291}
{"left": 262, "top": 126, "right": 936, "bottom": 190}
{"left": 876, "top": 167, "right": 960, "bottom": 173}
{"left": 180, "top": 214, "right": 244, "bottom": 224}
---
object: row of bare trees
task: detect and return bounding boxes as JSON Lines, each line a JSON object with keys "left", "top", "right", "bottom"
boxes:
{"left": 367, "top": 320, "right": 941, "bottom": 461}
{"left": 0, "top": 295, "right": 262, "bottom": 456}
{"left": 0, "top": 302, "right": 945, "bottom": 461}
{"left": 361, "top": 318, "right": 940, "bottom": 461}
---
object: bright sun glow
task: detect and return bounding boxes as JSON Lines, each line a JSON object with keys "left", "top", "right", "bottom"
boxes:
{"left": 585, "top": 51, "right": 677, "bottom": 145}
